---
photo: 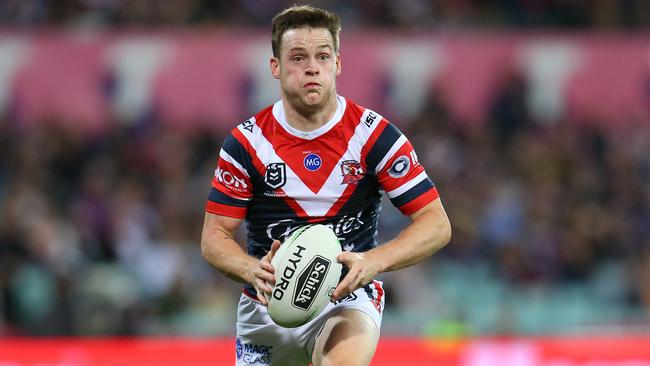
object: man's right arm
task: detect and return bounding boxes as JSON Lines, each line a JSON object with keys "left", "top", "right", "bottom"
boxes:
{"left": 200, "top": 212, "right": 279, "bottom": 304}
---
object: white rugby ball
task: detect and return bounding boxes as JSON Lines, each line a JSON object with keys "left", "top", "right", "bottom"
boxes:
{"left": 267, "top": 224, "right": 343, "bottom": 328}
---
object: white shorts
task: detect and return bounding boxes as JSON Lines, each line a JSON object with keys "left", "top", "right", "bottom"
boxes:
{"left": 234, "top": 280, "right": 385, "bottom": 366}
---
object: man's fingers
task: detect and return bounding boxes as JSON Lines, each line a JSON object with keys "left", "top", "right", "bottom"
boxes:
{"left": 256, "top": 290, "right": 268, "bottom": 306}
{"left": 332, "top": 269, "right": 356, "bottom": 302}
{"left": 256, "top": 267, "right": 276, "bottom": 286}
{"left": 268, "top": 240, "right": 281, "bottom": 259}
{"left": 254, "top": 277, "right": 274, "bottom": 306}
{"left": 260, "top": 260, "right": 275, "bottom": 275}
{"left": 332, "top": 253, "right": 354, "bottom": 301}
{"left": 261, "top": 240, "right": 282, "bottom": 270}
{"left": 336, "top": 252, "right": 354, "bottom": 266}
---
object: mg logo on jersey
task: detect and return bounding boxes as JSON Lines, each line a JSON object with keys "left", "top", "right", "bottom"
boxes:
{"left": 303, "top": 153, "right": 322, "bottom": 171}
{"left": 265, "top": 163, "right": 286, "bottom": 189}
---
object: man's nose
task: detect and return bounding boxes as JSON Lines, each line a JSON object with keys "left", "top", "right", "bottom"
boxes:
{"left": 305, "top": 58, "right": 319, "bottom": 76}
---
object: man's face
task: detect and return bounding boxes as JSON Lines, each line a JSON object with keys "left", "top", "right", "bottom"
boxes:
{"left": 271, "top": 27, "right": 341, "bottom": 114}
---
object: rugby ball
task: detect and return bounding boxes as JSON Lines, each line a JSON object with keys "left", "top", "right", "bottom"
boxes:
{"left": 267, "top": 224, "right": 343, "bottom": 328}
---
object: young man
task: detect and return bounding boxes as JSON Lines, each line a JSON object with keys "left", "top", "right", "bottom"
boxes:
{"left": 201, "top": 5, "right": 451, "bottom": 365}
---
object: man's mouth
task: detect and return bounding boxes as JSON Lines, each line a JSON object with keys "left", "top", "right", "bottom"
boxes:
{"left": 304, "top": 82, "right": 321, "bottom": 88}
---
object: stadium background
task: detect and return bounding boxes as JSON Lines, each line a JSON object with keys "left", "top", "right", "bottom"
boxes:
{"left": 1, "top": 1, "right": 650, "bottom": 364}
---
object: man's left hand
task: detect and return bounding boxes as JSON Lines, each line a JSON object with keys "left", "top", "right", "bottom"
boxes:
{"left": 331, "top": 252, "right": 382, "bottom": 302}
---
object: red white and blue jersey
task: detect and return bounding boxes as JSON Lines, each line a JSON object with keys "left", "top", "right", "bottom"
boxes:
{"left": 206, "top": 95, "right": 439, "bottom": 259}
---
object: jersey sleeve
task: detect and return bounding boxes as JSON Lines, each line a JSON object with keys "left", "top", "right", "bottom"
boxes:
{"left": 364, "top": 121, "right": 439, "bottom": 215}
{"left": 205, "top": 132, "right": 253, "bottom": 219}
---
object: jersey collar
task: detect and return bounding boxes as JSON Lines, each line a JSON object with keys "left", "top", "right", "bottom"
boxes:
{"left": 272, "top": 95, "right": 347, "bottom": 140}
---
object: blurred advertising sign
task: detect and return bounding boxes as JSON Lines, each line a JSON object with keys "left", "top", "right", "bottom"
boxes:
{"left": 1, "top": 31, "right": 649, "bottom": 132}
{"left": 1, "top": 337, "right": 650, "bottom": 366}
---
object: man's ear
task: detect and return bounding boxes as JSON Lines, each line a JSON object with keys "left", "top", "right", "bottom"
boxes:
{"left": 270, "top": 57, "right": 281, "bottom": 80}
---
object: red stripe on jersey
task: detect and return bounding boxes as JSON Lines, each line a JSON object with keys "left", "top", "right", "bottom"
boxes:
{"left": 233, "top": 125, "right": 312, "bottom": 219}
{"left": 398, "top": 187, "right": 439, "bottom": 216}
{"left": 205, "top": 200, "right": 247, "bottom": 219}
{"left": 306, "top": 217, "right": 328, "bottom": 223}
{"left": 277, "top": 187, "right": 310, "bottom": 217}
{"left": 324, "top": 182, "right": 359, "bottom": 217}
{"left": 258, "top": 108, "right": 363, "bottom": 194}
{"left": 360, "top": 118, "right": 389, "bottom": 167}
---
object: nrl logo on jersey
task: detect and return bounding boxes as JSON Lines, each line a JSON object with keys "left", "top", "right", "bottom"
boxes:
{"left": 340, "top": 160, "right": 363, "bottom": 184}
{"left": 265, "top": 163, "right": 286, "bottom": 189}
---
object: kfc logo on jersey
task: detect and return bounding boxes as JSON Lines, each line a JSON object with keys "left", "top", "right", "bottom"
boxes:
{"left": 215, "top": 167, "right": 248, "bottom": 192}
{"left": 340, "top": 160, "right": 363, "bottom": 184}
{"left": 265, "top": 163, "right": 286, "bottom": 189}
{"left": 388, "top": 155, "right": 410, "bottom": 178}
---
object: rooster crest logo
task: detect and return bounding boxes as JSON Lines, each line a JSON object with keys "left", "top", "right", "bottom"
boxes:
{"left": 340, "top": 160, "right": 363, "bottom": 185}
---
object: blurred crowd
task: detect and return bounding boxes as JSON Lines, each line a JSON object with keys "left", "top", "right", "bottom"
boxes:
{"left": 396, "top": 79, "right": 650, "bottom": 334}
{"left": 0, "top": 118, "right": 235, "bottom": 335}
{"left": 1, "top": 66, "right": 649, "bottom": 336}
{"left": 1, "top": 0, "right": 650, "bottom": 29}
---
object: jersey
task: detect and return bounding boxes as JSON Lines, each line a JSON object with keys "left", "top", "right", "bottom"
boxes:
{"left": 206, "top": 95, "right": 439, "bottom": 261}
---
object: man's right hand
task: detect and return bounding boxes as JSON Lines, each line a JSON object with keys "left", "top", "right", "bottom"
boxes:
{"left": 251, "top": 240, "right": 281, "bottom": 305}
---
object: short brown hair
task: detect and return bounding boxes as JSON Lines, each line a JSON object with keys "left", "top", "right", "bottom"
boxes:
{"left": 271, "top": 5, "right": 341, "bottom": 58}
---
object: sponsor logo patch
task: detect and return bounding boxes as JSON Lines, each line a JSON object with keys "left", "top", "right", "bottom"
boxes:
{"left": 388, "top": 155, "right": 410, "bottom": 178}
{"left": 265, "top": 212, "right": 364, "bottom": 243}
{"left": 214, "top": 167, "right": 248, "bottom": 192}
{"left": 265, "top": 163, "right": 286, "bottom": 189}
{"left": 364, "top": 111, "right": 377, "bottom": 127}
{"left": 303, "top": 153, "right": 322, "bottom": 171}
{"left": 240, "top": 119, "right": 254, "bottom": 133}
{"left": 293, "top": 255, "right": 330, "bottom": 311}
{"left": 236, "top": 338, "right": 273, "bottom": 364}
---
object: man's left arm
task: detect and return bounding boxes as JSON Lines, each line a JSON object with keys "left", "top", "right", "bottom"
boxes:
{"left": 332, "top": 198, "right": 451, "bottom": 302}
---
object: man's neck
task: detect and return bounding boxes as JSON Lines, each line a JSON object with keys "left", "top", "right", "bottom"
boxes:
{"left": 282, "top": 96, "right": 338, "bottom": 132}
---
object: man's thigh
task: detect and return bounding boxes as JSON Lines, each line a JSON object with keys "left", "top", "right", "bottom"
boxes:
{"left": 311, "top": 309, "right": 380, "bottom": 366}
{"left": 310, "top": 281, "right": 385, "bottom": 366}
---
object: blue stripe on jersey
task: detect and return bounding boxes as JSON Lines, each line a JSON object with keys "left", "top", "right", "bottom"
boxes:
{"left": 221, "top": 134, "right": 257, "bottom": 178}
{"left": 365, "top": 123, "right": 402, "bottom": 172}
{"left": 390, "top": 178, "right": 435, "bottom": 207}
{"left": 209, "top": 187, "right": 248, "bottom": 207}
